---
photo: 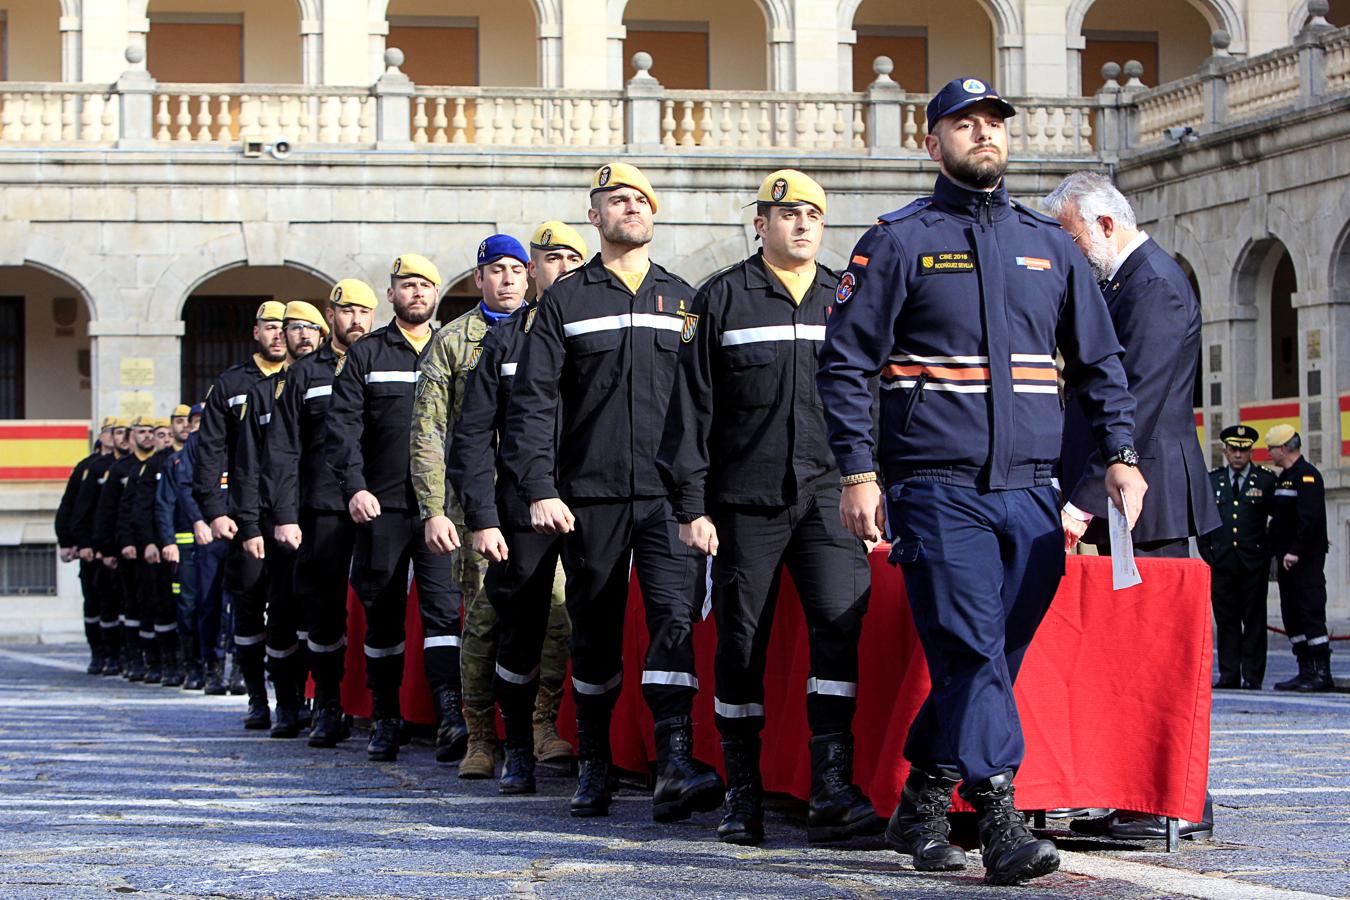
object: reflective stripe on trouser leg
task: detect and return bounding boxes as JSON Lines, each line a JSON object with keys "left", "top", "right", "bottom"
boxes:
{"left": 488, "top": 529, "right": 564, "bottom": 732}
{"left": 411, "top": 521, "right": 461, "bottom": 693}
{"left": 632, "top": 497, "right": 704, "bottom": 722}
{"left": 296, "top": 510, "right": 355, "bottom": 691}
{"left": 887, "top": 481, "right": 1063, "bottom": 787}
{"left": 561, "top": 502, "right": 636, "bottom": 717}
{"left": 351, "top": 511, "right": 416, "bottom": 713}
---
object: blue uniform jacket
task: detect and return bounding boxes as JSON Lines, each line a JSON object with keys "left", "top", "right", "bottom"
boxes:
{"left": 174, "top": 431, "right": 210, "bottom": 529}
{"left": 1059, "top": 237, "right": 1220, "bottom": 542}
{"left": 818, "top": 174, "right": 1135, "bottom": 489}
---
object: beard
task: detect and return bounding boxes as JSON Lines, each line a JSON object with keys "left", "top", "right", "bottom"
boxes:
{"left": 258, "top": 340, "right": 287, "bottom": 363}
{"left": 393, "top": 298, "right": 434, "bottom": 326}
{"left": 287, "top": 337, "right": 316, "bottom": 359}
{"left": 336, "top": 323, "right": 366, "bottom": 346}
{"left": 942, "top": 144, "right": 1006, "bottom": 190}
{"left": 599, "top": 217, "right": 653, "bottom": 248}
{"left": 1083, "top": 228, "right": 1117, "bottom": 282}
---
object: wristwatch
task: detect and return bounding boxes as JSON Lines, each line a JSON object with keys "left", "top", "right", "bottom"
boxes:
{"left": 1105, "top": 446, "right": 1140, "bottom": 468}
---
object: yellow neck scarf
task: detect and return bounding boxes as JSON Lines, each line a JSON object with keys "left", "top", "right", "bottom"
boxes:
{"left": 762, "top": 258, "right": 815, "bottom": 306}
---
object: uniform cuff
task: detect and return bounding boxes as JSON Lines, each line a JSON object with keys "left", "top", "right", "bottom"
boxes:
{"left": 835, "top": 450, "right": 877, "bottom": 481}
{"left": 522, "top": 478, "right": 559, "bottom": 504}
{"left": 466, "top": 508, "right": 501, "bottom": 531}
{"left": 1062, "top": 501, "right": 1093, "bottom": 523}
{"left": 419, "top": 501, "right": 446, "bottom": 521}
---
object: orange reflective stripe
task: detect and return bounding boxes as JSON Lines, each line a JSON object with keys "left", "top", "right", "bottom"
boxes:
{"left": 884, "top": 364, "right": 991, "bottom": 381}
{"left": 1010, "top": 366, "right": 1058, "bottom": 381}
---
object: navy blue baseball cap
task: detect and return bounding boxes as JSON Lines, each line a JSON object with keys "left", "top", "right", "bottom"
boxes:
{"left": 189, "top": 402, "right": 204, "bottom": 416}
{"left": 476, "top": 234, "right": 529, "bottom": 268}
{"left": 926, "top": 77, "right": 1016, "bottom": 132}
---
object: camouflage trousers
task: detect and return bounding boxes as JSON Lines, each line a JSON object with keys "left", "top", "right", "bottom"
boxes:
{"left": 458, "top": 526, "right": 571, "bottom": 713}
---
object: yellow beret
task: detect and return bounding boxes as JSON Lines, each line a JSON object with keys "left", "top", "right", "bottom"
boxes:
{"left": 530, "top": 221, "right": 589, "bottom": 259}
{"left": 330, "top": 278, "right": 378, "bottom": 309}
{"left": 591, "top": 163, "right": 659, "bottom": 213}
{"left": 100, "top": 415, "right": 117, "bottom": 430}
{"left": 171, "top": 404, "right": 191, "bottom": 419}
{"left": 391, "top": 253, "right": 442, "bottom": 286}
{"left": 130, "top": 415, "right": 153, "bottom": 428}
{"left": 151, "top": 417, "right": 171, "bottom": 430}
{"left": 255, "top": 300, "right": 286, "bottom": 322}
{"left": 113, "top": 416, "right": 133, "bottom": 429}
{"left": 1265, "top": 424, "right": 1297, "bottom": 447}
{"left": 284, "top": 300, "right": 329, "bottom": 336}
{"left": 757, "top": 169, "right": 826, "bottom": 215}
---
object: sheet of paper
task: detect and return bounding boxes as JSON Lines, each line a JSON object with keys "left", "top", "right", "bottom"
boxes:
{"left": 1109, "top": 500, "right": 1143, "bottom": 590}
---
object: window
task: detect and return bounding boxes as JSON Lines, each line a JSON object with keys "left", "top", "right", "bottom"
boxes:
{"left": 147, "top": 15, "right": 245, "bottom": 83}
{"left": 625, "top": 22, "right": 710, "bottom": 90}
{"left": 388, "top": 17, "right": 479, "bottom": 86}
{"left": 0, "top": 297, "right": 23, "bottom": 418}
{"left": 853, "top": 27, "right": 927, "bottom": 93}
{"left": 181, "top": 295, "right": 270, "bottom": 406}
{"left": 0, "top": 545, "right": 56, "bottom": 595}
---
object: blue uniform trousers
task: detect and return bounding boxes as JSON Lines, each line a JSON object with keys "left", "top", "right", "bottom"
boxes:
{"left": 194, "top": 538, "right": 229, "bottom": 664}
{"left": 885, "top": 481, "right": 1063, "bottom": 790}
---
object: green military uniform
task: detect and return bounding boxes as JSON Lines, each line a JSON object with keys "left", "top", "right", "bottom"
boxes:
{"left": 1197, "top": 441, "right": 1276, "bottom": 688}
{"left": 410, "top": 305, "right": 573, "bottom": 767}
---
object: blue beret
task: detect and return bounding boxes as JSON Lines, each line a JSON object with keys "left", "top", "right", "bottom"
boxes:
{"left": 476, "top": 234, "right": 529, "bottom": 268}
{"left": 926, "top": 77, "right": 1016, "bottom": 133}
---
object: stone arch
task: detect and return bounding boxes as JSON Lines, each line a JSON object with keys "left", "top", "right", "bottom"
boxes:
{"left": 1, "top": 234, "right": 100, "bottom": 321}
{"left": 1232, "top": 235, "right": 1300, "bottom": 402}
{"left": 838, "top": 0, "right": 1022, "bottom": 93}
{"left": 669, "top": 231, "right": 754, "bottom": 286}
{"left": 1331, "top": 219, "right": 1350, "bottom": 304}
{"left": 609, "top": 0, "right": 789, "bottom": 89}
{"left": 372, "top": 0, "right": 561, "bottom": 86}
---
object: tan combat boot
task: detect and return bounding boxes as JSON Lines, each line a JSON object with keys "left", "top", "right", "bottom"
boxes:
{"left": 533, "top": 682, "right": 576, "bottom": 765}
{"left": 458, "top": 706, "right": 498, "bottom": 779}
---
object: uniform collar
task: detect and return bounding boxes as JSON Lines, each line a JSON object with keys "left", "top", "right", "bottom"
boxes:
{"left": 581, "top": 253, "right": 670, "bottom": 288}
{"left": 930, "top": 173, "right": 1012, "bottom": 222}
{"left": 744, "top": 252, "right": 832, "bottom": 302}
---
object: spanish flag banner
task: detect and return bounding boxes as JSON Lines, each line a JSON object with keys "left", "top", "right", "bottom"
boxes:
{"left": 1340, "top": 393, "right": 1349, "bottom": 460}
{"left": 0, "top": 422, "right": 91, "bottom": 481}
{"left": 1239, "top": 401, "right": 1300, "bottom": 463}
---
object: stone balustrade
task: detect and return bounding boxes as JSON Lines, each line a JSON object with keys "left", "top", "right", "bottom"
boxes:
{"left": 0, "top": 84, "right": 118, "bottom": 144}
{"left": 410, "top": 89, "right": 625, "bottom": 147}
{"left": 151, "top": 85, "right": 376, "bottom": 144}
{"left": 1224, "top": 46, "right": 1302, "bottom": 121}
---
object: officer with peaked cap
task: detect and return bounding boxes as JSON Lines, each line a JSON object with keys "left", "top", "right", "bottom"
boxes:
{"left": 411, "top": 234, "right": 530, "bottom": 775}
{"left": 266, "top": 280, "right": 376, "bottom": 746}
{"left": 1265, "top": 425, "right": 1333, "bottom": 691}
{"left": 191, "top": 300, "right": 290, "bottom": 696}
{"left": 503, "top": 163, "right": 725, "bottom": 820}
{"left": 658, "top": 170, "right": 881, "bottom": 845}
{"left": 228, "top": 299, "right": 323, "bottom": 734}
{"left": 817, "top": 77, "right": 1143, "bottom": 884}
{"left": 1198, "top": 425, "right": 1276, "bottom": 689}
{"left": 447, "top": 220, "right": 590, "bottom": 794}
{"left": 327, "top": 253, "right": 467, "bottom": 761}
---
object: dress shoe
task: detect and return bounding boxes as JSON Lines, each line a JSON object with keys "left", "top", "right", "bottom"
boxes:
{"left": 1072, "top": 794, "right": 1214, "bottom": 841}
{"left": 1241, "top": 680, "right": 1262, "bottom": 690}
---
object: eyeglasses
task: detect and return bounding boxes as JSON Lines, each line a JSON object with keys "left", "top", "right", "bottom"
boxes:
{"left": 286, "top": 322, "right": 322, "bottom": 333}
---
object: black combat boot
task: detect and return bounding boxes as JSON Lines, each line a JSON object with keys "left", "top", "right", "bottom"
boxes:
{"left": 717, "top": 735, "right": 764, "bottom": 845}
{"left": 242, "top": 662, "right": 270, "bottom": 730}
{"left": 142, "top": 641, "right": 162, "bottom": 684}
{"left": 183, "top": 659, "right": 205, "bottom": 691}
{"left": 652, "top": 716, "right": 725, "bottom": 823}
{"left": 499, "top": 747, "right": 537, "bottom": 795}
{"left": 270, "top": 673, "right": 302, "bottom": 738}
{"left": 367, "top": 718, "right": 402, "bottom": 761}
{"left": 160, "top": 647, "right": 185, "bottom": 687}
{"left": 571, "top": 715, "right": 614, "bottom": 817}
{"left": 807, "top": 733, "right": 884, "bottom": 842}
{"left": 308, "top": 683, "right": 349, "bottom": 747}
{"left": 226, "top": 655, "right": 246, "bottom": 695}
{"left": 86, "top": 648, "right": 103, "bottom": 675}
{"left": 1275, "top": 642, "right": 1313, "bottom": 690}
{"left": 1296, "top": 644, "right": 1334, "bottom": 692}
{"left": 886, "top": 765, "right": 967, "bottom": 870}
{"left": 433, "top": 685, "right": 470, "bottom": 763}
{"left": 125, "top": 646, "right": 146, "bottom": 682}
{"left": 968, "top": 771, "right": 1060, "bottom": 886}
{"left": 203, "top": 658, "right": 227, "bottom": 695}
{"left": 100, "top": 639, "right": 122, "bottom": 676}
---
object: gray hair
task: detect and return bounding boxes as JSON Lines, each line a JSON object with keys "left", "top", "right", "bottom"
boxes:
{"left": 1042, "top": 172, "right": 1137, "bottom": 230}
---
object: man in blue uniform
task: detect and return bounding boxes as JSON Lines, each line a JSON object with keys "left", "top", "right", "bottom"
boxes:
{"left": 817, "top": 77, "right": 1146, "bottom": 886}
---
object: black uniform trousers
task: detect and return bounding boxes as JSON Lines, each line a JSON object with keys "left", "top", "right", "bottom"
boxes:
{"left": 262, "top": 541, "right": 307, "bottom": 694}
{"left": 349, "top": 509, "right": 460, "bottom": 719}
{"left": 118, "top": 560, "right": 142, "bottom": 660}
{"left": 78, "top": 559, "right": 101, "bottom": 653}
{"left": 490, "top": 527, "right": 563, "bottom": 746}
{"left": 563, "top": 497, "right": 704, "bottom": 727}
{"left": 1277, "top": 553, "right": 1328, "bottom": 646}
{"left": 710, "top": 485, "right": 871, "bottom": 740}
{"left": 96, "top": 563, "right": 122, "bottom": 657}
{"left": 1210, "top": 556, "right": 1269, "bottom": 686}
{"left": 147, "top": 560, "right": 179, "bottom": 665}
{"left": 225, "top": 540, "right": 269, "bottom": 688}
{"left": 885, "top": 481, "right": 1063, "bottom": 790}
{"left": 296, "top": 509, "right": 356, "bottom": 697}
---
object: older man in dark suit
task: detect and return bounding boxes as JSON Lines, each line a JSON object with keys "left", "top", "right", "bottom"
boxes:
{"left": 1045, "top": 172, "right": 1220, "bottom": 558}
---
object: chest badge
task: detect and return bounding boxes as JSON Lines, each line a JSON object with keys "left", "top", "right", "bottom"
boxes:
{"left": 334, "top": 355, "right": 347, "bottom": 377}
{"left": 918, "top": 252, "right": 975, "bottom": 274}
{"left": 524, "top": 307, "right": 537, "bottom": 334}
{"left": 274, "top": 378, "right": 286, "bottom": 400}
{"left": 1015, "top": 257, "right": 1053, "bottom": 271}
{"left": 681, "top": 313, "right": 699, "bottom": 343}
{"left": 466, "top": 346, "right": 483, "bottom": 371}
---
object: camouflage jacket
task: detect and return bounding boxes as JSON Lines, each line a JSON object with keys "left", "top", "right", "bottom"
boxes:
{"left": 410, "top": 305, "right": 492, "bottom": 522}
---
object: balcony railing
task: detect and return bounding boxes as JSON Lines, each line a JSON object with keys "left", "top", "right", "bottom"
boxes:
{"left": 0, "top": 24, "right": 1345, "bottom": 160}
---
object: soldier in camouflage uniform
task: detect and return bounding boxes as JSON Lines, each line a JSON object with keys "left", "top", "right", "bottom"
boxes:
{"left": 411, "top": 234, "right": 532, "bottom": 778}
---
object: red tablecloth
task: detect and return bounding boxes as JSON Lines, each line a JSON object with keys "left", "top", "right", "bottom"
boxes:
{"left": 338, "top": 552, "right": 1211, "bottom": 822}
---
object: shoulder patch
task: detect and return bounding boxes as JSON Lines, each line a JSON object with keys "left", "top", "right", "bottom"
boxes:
{"left": 1303, "top": 475, "right": 1316, "bottom": 483}
{"left": 836, "top": 271, "right": 858, "bottom": 303}
{"left": 524, "top": 306, "right": 537, "bottom": 334}
{"left": 681, "top": 313, "right": 699, "bottom": 343}
{"left": 274, "top": 378, "right": 286, "bottom": 400}
{"left": 334, "top": 354, "right": 347, "bottom": 378}
{"left": 877, "top": 198, "right": 931, "bottom": 225}
{"left": 1010, "top": 199, "right": 1061, "bottom": 227}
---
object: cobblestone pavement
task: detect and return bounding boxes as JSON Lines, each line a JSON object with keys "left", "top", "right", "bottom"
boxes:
{"left": 1, "top": 644, "right": 1346, "bottom": 899}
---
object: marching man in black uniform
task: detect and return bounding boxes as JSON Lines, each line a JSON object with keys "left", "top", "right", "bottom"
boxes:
{"left": 817, "top": 78, "right": 1144, "bottom": 885}
{"left": 56, "top": 417, "right": 116, "bottom": 673}
{"left": 325, "top": 254, "right": 467, "bottom": 762}
{"left": 1265, "top": 425, "right": 1334, "bottom": 692}
{"left": 266, "top": 280, "right": 377, "bottom": 747}
{"left": 658, "top": 170, "right": 880, "bottom": 846}
{"left": 503, "top": 163, "right": 725, "bottom": 820}
{"left": 97, "top": 415, "right": 158, "bottom": 681}
{"left": 192, "top": 301, "right": 290, "bottom": 695}
{"left": 1198, "top": 425, "right": 1276, "bottom": 689}
{"left": 72, "top": 417, "right": 129, "bottom": 675}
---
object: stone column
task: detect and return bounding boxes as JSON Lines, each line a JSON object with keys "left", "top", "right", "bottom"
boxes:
{"left": 561, "top": 0, "right": 611, "bottom": 89}
{"left": 88, "top": 322, "right": 186, "bottom": 425}
{"left": 60, "top": 6, "right": 83, "bottom": 82}
{"left": 116, "top": 47, "right": 156, "bottom": 149}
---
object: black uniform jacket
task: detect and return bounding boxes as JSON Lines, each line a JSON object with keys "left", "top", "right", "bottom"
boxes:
{"left": 230, "top": 372, "right": 283, "bottom": 541}
{"left": 1197, "top": 463, "right": 1275, "bottom": 570}
{"left": 55, "top": 452, "right": 98, "bottom": 547}
{"left": 448, "top": 306, "right": 539, "bottom": 531}
{"left": 119, "top": 448, "right": 173, "bottom": 552}
{"left": 94, "top": 454, "right": 139, "bottom": 556}
{"left": 658, "top": 252, "right": 838, "bottom": 522}
{"left": 1269, "top": 456, "right": 1328, "bottom": 559}
{"left": 325, "top": 322, "right": 430, "bottom": 511}
{"left": 266, "top": 343, "right": 345, "bottom": 522}
{"left": 818, "top": 175, "right": 1135, "bottom": 489}
{"left": 502, "top": 255, "right": 697, "bottom": 502}
{"left": 192, "top": 354, "right": 275, "bottom": 522}
{"left": 1059, "top": 237, "right": 1220, "bottom": 543}
{"left": 71, "top": 452, "right": 117, "bottom": 551}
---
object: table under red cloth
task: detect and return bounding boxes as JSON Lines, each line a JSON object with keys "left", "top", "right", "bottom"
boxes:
{"left": 338, "top": 552, "right": 1211, "bottom": 822}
